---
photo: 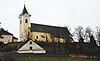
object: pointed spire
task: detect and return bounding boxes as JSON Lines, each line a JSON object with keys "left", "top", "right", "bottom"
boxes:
{"left": 19, "top": 4, "right": 31, "bottom": 17}
{"left": 22, "top": 4, "right": 28, "bottom": 14}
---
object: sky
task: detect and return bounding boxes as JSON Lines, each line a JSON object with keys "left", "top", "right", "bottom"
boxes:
{"left": 0, "top": 0, "right": 100, "bottom": 38}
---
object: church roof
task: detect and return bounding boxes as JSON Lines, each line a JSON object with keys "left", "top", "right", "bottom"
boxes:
{"left": 31, "top": 23, "right": 72, "bottom": 38}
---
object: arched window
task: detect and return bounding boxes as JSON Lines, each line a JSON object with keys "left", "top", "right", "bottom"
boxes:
{"left": 46, "top": 36, "right": 48, "bottom": 42}
{"left": 20, "top": 20, "right": 22, "bottom": 24}
{"left": 36, "top": 36, "right": 38, "bottom": 39}
{"left": 25, "top": 19, "right": 28, "bottom": 23}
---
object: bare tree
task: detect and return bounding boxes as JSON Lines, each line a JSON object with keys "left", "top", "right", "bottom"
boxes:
{"left": 84, "top": 27, "right": 93, "bottom": 42}
{"left": 85, "top": 27, "right": 97, "bottom": 45}
{"left": 85, "top": 27, "right": 93, "bottom": 36}
{"left": 73, "top": 26, "right": 84, "bottom": 41}
{"left": 96, "top": 26, "right": 100, "bottom": 46}
{"left": 73, "top": 26, "right": 85, "bottom": 54}
{"left": 64, "top": 25, "right": 71, "bottom": 31}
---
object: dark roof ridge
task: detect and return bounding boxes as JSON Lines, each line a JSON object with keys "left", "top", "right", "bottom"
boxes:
{"left": 0, "top": 28, "right": 13, "bottom": 35}
{"left": 31, "top": 23, "right": 72, "bottom": 38}
{"left": 31, "top": 23, "right": 66, "bottom": 28}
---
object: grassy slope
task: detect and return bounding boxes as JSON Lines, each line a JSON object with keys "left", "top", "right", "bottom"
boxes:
{"left": 16, "top": 57, "right": 98, "bottom": 61}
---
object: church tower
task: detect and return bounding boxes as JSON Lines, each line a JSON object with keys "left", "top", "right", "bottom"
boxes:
{"left": 19, "top": 5, "right": 31, "bottom": 41}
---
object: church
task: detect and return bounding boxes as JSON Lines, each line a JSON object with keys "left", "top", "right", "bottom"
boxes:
{"left": 19, "top": 5, "right": 73, "bottom": 43}
{"left": 0, "top": 4, "right": 74, "bottom": 54}
{"left": 0, "top": 5, "right": 99, "bottom": 57}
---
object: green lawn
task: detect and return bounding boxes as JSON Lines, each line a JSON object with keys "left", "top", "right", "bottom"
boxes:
{"left": 16, "top": 57, "right": 98, "bottom": 61}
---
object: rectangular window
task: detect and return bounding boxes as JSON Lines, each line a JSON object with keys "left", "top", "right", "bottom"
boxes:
{"left": 30, "top": 47, "right": 32, "bottom": 50}
{"left": 25, "top": 19, "right": 28, "bottom": 23}
{"left": 36, "top": 36, "right": 38, "bottom": 39}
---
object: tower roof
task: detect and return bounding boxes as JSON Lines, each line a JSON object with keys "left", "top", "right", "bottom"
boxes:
{"left": 19, "top": 4, "right": 31, "bottom": 16}
{"left": 22, "top": 4, "right": 28, "bottom": 14}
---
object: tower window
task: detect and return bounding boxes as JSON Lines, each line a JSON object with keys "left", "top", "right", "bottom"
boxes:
{"left": 46, "top": 36, "right": 48, "bottom": 42}
{"left": 30, "top": 47, "right": 32, "bottom": 50}
{"left": 25, "top": 19, "right": 28, "bottom": 23}
{"left": 36, "top": 36, "right": 38, "bottom": 39}
{"left": 20, "top": 20, "right": 22, "bottom": 24}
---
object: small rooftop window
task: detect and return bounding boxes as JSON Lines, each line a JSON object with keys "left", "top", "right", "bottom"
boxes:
{"left": 30, "top": 41, "right": 32, "bottom": 44}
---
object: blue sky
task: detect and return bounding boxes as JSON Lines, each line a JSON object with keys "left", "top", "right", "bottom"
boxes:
{"left": 0, "top": 0, "right": 100, "bottom": 38}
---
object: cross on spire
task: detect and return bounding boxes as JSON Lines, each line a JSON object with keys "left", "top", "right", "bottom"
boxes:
{"left": 24, "top": 0, "right": 25, "bottom": 4}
